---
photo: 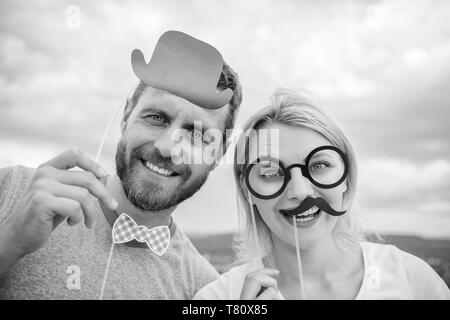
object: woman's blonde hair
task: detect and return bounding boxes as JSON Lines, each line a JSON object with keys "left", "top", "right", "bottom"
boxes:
{"left": 233, "top": 89, "right": 367, "bottom": 263}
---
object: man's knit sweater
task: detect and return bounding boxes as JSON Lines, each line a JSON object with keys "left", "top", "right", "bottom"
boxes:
{"left": 0, "top": 165, "right": 218, "bottom": 299}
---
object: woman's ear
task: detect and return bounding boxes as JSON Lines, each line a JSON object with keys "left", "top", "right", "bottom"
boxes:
{"left": 341, "top": 180, "right": 351, "bottom": 210}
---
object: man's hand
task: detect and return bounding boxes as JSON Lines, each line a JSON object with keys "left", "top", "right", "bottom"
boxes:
{"left": 0, "top": 148, "right": 118, "bottom": 274}
{"left": 239, "top": 268, "right": 281, "bottom": 300}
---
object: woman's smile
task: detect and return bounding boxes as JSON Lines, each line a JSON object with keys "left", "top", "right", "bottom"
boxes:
{"left": 279, "top": 206, "right": 323, "bottom": 228}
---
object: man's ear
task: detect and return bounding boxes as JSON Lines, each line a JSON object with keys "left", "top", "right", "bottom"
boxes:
{"left": 210, "top": 158, "right": 221, "bottom": 171}
{"left": 205, "top": 130, "right": 228, "bottom": 171}
{"left": 209, "top": 149, "right": 223, "bottom": 171}
{"left": 121, "top": 98, "right": 133, "bottom": 135}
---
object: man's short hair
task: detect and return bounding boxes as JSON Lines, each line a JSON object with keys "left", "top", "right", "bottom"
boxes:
{"left": 123, "top": 61, "right": 243, "bottom": 149}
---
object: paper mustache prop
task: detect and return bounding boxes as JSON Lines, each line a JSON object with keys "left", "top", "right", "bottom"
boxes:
{"left": 131, "top": 30, "right": 233, "bottom": 110}
{"left": 279, "top": 196, "right": 347, "bottom": 217}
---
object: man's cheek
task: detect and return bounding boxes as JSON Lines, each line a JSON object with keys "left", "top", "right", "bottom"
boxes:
{"left": 203, "top": 128, "right": 223, "bottom": 165}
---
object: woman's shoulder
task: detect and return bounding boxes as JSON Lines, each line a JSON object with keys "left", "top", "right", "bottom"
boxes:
{"left": 361, "top": 241, "right": 434, "bottom": 271}
{"left": 359, "top": 241, "right": 449, "bottom": 299}
{"left": 193, "top": 259, "right": 260, "bottom": 300}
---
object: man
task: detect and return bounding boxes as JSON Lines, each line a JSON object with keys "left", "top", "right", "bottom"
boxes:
{"left": 0, "top": 31, "right": 243, "bottom": 299}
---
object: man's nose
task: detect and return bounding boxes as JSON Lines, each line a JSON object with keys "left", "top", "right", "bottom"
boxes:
{"left": 153, "top": 127, "right": 178, "bottom": 158}
{"left": 285, "top": 168, "right": 314, "bottom": 201}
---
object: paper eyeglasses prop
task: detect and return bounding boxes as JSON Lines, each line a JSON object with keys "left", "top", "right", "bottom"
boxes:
{"left": 131, "top": 30, "right": 233, "bottom": 110}
{"left": 244, "top": 145, "right": 349, "bottom": 216}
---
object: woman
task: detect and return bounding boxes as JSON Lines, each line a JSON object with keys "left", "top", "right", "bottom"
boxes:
{"left": 194, "top": 89, "right": 449, "bottom": 300}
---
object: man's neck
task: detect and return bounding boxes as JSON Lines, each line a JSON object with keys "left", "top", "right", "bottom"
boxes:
{"left": 105, "top": 174, "right": 175, "bottom": 229}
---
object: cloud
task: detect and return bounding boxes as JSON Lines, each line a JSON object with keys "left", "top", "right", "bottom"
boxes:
{"left": 358, "top": 158, "right": 450, "bottom": 210}
{"left": 1, "top": 0, "right": 449, "bottom": 237}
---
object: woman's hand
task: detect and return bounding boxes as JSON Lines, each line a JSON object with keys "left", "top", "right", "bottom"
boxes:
{"left": 240, "top": 268, "right": 281, "bottom": 300}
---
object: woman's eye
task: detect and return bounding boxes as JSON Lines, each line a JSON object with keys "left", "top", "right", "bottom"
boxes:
{"left": 263, "top": 171, "right": 279, "bottom": 177}
{"left": 310, "top": 162, "right": 329, "bottom": 171}
{"left": 260, "top": 167, "right": 282, "bottom": 178}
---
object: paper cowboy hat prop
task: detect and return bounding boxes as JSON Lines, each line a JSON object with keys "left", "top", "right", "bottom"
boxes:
{"left": 131, "top": 30, "right": 233, "bottom": 110}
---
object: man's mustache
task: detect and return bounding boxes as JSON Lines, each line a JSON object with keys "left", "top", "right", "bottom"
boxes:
{"left": 279, "top": 196, "right": 346, "bottom": 217}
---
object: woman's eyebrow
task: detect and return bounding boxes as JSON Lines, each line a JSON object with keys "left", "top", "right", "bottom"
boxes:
{"left": 310, "top": 152, "right": 333, "bottom": 161}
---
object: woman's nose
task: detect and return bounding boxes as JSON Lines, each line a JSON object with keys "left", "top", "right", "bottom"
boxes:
{"left": 285, "top": 168, "right": 314, "bottom": 201}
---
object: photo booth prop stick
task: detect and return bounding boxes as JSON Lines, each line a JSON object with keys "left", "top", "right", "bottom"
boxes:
{"left": 292, "top": 219, "right": 307, "bottom": 299}
{"left": 248, "top": 193, "right": 307, "bottom": 299}
{"left": 99, "top": 212, "right": 170, "bottom": 299}
{"left": 247, "top": 192, "right": 274, "bottom": 297}
{"left": 131, "top": 30, "right": 233, "bottom": 110}
{"left": 243, "top": 137, "right": 308, "bottom": 299}
{"left": 243, "top": 133, "right": 282, "bottom": 299}
{"left": 94, "top": 30, "right": 231, "bottom": 299}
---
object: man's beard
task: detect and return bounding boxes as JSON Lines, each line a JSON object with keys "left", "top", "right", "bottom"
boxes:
{"left": 115, "top": 140, "right": 210, "bottom": 212}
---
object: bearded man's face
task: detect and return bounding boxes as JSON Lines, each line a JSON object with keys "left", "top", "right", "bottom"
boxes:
{"left": 115, "top": 86, "right": 229, "bottom": 212}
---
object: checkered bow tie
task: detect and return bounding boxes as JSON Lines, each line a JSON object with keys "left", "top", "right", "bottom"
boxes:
{"left": 112, "top": 213, "right": 170, "bottom": 256}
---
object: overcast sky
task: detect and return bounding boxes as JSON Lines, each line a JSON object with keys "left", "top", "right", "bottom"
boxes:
{"left": 1, "top": 0, "right": 449, "bottom": 238}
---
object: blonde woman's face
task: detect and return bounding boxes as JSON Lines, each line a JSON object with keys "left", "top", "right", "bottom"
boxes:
{"left": 247, "top": 122, "right": 347, "bottom": 249}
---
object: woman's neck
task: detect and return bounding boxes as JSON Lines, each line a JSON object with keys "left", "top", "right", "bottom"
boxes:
{"left": 268, "top": 233, "right": 357, "bottom": 299}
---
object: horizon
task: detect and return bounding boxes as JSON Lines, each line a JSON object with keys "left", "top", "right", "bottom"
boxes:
{"left": 1, "top": 0, "right": 449, "bottom": 240}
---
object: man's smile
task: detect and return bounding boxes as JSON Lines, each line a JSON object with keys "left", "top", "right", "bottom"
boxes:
{"left": 139, "top": 159, "right": 179, "bottom": 177}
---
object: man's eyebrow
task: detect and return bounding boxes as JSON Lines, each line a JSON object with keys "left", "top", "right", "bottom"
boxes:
{"left": 140, "top": 104, "right": 219, "bottom": 134}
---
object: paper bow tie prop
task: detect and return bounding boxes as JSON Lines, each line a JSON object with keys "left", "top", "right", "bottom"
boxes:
{"left": 131, "top": 30, "right": 233, "bottom": 110}
{"left": 112, "top": 213, "right": 170, "bottom": 256}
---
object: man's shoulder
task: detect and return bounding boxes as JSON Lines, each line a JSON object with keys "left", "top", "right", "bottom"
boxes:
{"left": 0, "top": 165, "right": 35, "bottom": 224}
{"left": 0, "top": 165, "right": 35, "bottom": 190}
{"left": 169, "top": 225, "right": 220, "bottom": 297}
{"left": 0, "top": 164, "right": 35, "bottom": 176}
{"left": 171, "top": 226, "right": 218, "bottom": 272}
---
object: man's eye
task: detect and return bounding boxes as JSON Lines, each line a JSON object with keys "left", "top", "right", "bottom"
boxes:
{"left": 191, "top": 130, "right": 204, "bottom": 144}
{"left": 147, "top": 115, "right": 167, "bottom": 124}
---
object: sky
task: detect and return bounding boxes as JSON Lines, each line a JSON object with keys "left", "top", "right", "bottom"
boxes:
{"left": 1, "top": 0, "right": 449, "bottom": 238}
